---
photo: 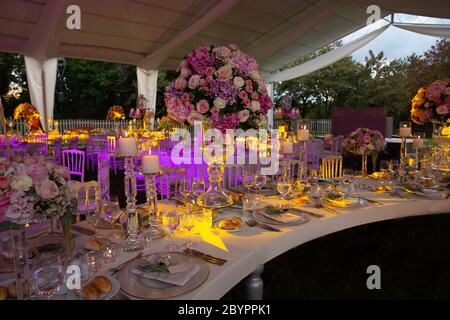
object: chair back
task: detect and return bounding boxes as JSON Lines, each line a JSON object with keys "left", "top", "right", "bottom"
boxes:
{"left": 62, "top": 149, "right": 85, "bottom": 182}
{"left": 332, "top": 135, "right": 344, "bottom": 155}
{"left": 157, "top": 167, "right": 186, "bottom": 199}
{"left": 70, "top": 180, "right": 100, "bottom": 214}
{"left": 224, "top": 164, "right": 243, "bottom": 188}
{"left": 107, "top": 136, "right": 116, "bottom": 153}
{"left": 52, "top": 137, "right": 62, "bottom": 164}
{"left": 97, "top": 153, "right": 110, "bottom": 200}
{"left": 69, "top": 136, "right": 79, "bottom": 149}
{"left": 306, "top": 140, "right": 323, "bottom": 170}
{"left": 321, "top": 155, "right": 343, "bottom": 178}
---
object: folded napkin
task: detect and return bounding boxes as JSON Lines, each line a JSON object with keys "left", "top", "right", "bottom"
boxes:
{"left": 259, "top": 210, "right": 305, "bottom": 224}
{"left": 132, "top": 255, "right": 200, "bottom": 287}
{"left": 326, "top": 198, "right": 358, "bottom": 208}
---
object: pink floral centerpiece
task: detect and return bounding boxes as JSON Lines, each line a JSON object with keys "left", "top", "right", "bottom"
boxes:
{"left": 0, "top": 155, "right": 77, "bottom": 251}
{"left": 164, "top": 44, "right": 273, "bottom": 131}
{"left": 343, "top": 128, "right": 386, "bottom": 177}
{"left": 410, "top": 79, "right": 450, "bottom": 125}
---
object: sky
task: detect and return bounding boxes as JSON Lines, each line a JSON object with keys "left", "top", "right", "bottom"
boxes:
{"left": 342, "top": 14, "right": 449, "bottom": 63}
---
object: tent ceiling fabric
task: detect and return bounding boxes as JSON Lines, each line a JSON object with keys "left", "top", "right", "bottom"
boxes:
{"left": 0, "top": 0, "right": 449, "bottom": 72}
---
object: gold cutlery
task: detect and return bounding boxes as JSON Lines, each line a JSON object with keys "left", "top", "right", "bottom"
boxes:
{"left": 183, "top": 249, "right": 227, "bottom": 265}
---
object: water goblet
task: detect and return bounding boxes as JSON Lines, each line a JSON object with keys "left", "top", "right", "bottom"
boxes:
{"left": 192, "top": 178, "right": 206, "bottom": 203}
{"left": 254, "top": 174, "right": 267, "bottom": 194}
{"left": 161, "top": 211, "right": 181, "bottom": 252}
{"left": 32, "top": 254, "right": 65, "bottom": 299}
{"left": 182, "top": 206, "right": 196, "bottom": 249}
{"left": 277, "top": 176, "right": 292, "bottom": 200}
{"left": 242, "top": 171, "right": 255, "bottom": 193}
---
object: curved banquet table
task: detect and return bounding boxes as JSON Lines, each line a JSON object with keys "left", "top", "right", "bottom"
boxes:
{"left": 77, "top": 188, "right": 449, "bottom": 300}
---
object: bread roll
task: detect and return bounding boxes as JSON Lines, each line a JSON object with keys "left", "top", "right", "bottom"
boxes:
{"left": 231, "top": 216, "right": 243, "bottom": 226}
{"left": 95, "top": 238, "right": 111, "bottom": 246}
{"left": 90, "top": 276, "right": 112, "bottom": 294}
{"left": 82, "top": 285, "right": 99, "bottom": 300}
{"left": 83, "top": 239, "right": 101, "bottom": 251}
{"left": 0, "top": 286, "right": 7, "bottom": 300}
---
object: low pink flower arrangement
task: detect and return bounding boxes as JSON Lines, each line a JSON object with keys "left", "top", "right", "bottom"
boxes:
{"left": 343, "top": 128, "right": 386, "bottom": 156}
{"left": 164, "top": 44, "right": 273, "bottom": 131}
{"left": 0, "top": 155, "right": 77, "bottom": 228}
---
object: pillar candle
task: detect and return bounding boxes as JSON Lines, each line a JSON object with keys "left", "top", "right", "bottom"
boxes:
{"left": 399, "top": 127, "right": 411, "bottom": 137}
{"left": 118, "top": 137, "right": 138, "bottom": 157}
{"left": 280, "top": 141, "right": 293, "bottom": 154}
{"left": 413, "top": 138, "right": 424, "bottom": 149}
{"left": 298, "top": 129, "right": 310, "bottom": 141}
{"left": 142, "top": 155, "right": 160, "bottom": 173}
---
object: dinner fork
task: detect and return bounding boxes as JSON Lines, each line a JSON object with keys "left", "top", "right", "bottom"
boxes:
{"left": 183, "top": 249, "right": 226, "bottom": 265}
{"left": 245, "top": 219, "right": 281, "bottom": 232}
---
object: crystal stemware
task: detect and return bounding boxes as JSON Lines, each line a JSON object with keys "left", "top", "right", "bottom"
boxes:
{"left": 192, "top": 177, "right": 206, "bottom": 202}
{"left": 182, "top": 206, "right": 196, "bottom": 249}
{"left": 254, "top": 174, "right": 267, "bottom": 194}
{"left": 32, "top": 254, "right": 65, "bottom": 299}
{"left": 161, "top": 211, "right": 181, "bottom": 252}
{"left": 277, "top": 176, "right": 291, "bottom": 200}
{"left": 179, "top": 177, "right": 192, "bottom": 202}
{"left": 242, "top": 170, "right": 255, "bottom": 193}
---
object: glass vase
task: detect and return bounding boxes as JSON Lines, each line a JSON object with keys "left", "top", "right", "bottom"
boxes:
{"left": 197, "top": 163, "right": 233, "bottom": 209}
{"left": 10, "top": 226, "right": 31, "bottom": 299}
{"left": 361, "top": 153, "right": 368, "bottom": 178}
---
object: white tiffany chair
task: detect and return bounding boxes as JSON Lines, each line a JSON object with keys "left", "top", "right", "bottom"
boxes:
{"left": 62, "top": 149, "right": 86, "bottom": 182}
{"left": 69, "top": 180, "right": 99, "bottom": 222}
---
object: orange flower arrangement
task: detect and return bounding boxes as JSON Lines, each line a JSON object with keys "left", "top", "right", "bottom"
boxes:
{"left": 107, "top": 105, "right": 125, "bottom": 121}
{"left": 13, "top": 103, "right": 41, "bottom": 124}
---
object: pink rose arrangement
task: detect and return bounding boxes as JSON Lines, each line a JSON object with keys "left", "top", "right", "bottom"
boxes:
{"left": 410, "top": 79, "right": 450, "bottom": 125}
{"left": 164, "top": 44, "right": 273, "bottom": 131}
{"left": 0, "top": 155, "right": 77, "bottom": 227}
{"left": 343, "top": 128, "right": 386, "bottom": 156}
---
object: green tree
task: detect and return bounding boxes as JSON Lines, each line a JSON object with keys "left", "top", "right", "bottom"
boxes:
{"left": 0, "top": 53, "right": 29, "bottom": 116}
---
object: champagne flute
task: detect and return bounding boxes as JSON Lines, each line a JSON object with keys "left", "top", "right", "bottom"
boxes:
{"left": 161, "top": 211, "right": 181, "bottom": 252}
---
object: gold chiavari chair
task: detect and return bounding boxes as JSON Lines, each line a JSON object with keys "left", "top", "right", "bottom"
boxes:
{"left": 321, "top": 155, "right": 343, "bottom": 178}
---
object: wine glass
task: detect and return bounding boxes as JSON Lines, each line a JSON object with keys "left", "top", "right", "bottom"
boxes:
{"left": 380, "top": 160, "right": 389, "bottom": 174}
{"left": 242, "top": 170, "right": 255, "bottom": 192}
{"left": 307, "top": 169, "right": 319, "bottom": 185}
{"left": 254, "top": 174, "right": 267, "bottom": 194}
{"left": 161, "top": 211, "right": 181, "bottom": 252}
{"left": 32, "top": 255, "right": 65, "bottom": 299}
{"left": 192, "top": 177, "right": 206, "bottom": 202}
{"left": 277, "top": 176, "right": 291, "bottom": 200}
{"left": 179, "top": 178, "right": 192, "bottom": 203}
{"left": 182, "top": 207, "right": 196, "bottom": 249}
{"left": 102, "top": 195, "right": 121, "bottom": 225}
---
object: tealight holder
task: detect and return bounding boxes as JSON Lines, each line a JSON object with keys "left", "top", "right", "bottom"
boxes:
{"left": 144, "top": 172, "right": 165, "bottom": 240}
{"left": 102, "top": 244, "right": 119, "bottom": 264}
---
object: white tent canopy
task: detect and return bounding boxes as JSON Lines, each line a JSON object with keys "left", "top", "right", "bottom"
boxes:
{"left": 1, "top": 0, "right": 450, "bottom": 129}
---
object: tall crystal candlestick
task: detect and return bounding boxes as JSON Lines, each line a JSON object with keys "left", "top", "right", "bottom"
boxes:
{"left": 399, "top": 121, "right": 411, "bottom": 183}
{"left": 122, "top": 157, "right": 145, "bottom": 252}
{"left": 144, "top": 173, "right": 164, "bottom": 240}
{"left": 413, "top": 133, "right": 425, "bottom": 174}
{"left": 298, "top": 141, "right": 307, "bottom": 180}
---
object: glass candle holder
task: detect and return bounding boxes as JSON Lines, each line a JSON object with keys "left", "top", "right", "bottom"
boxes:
{"left": 84, "top": 251, "right": 102, "bottom": 274}
{"left": 102, "top": 244, "right": 119, "bottom": 264}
